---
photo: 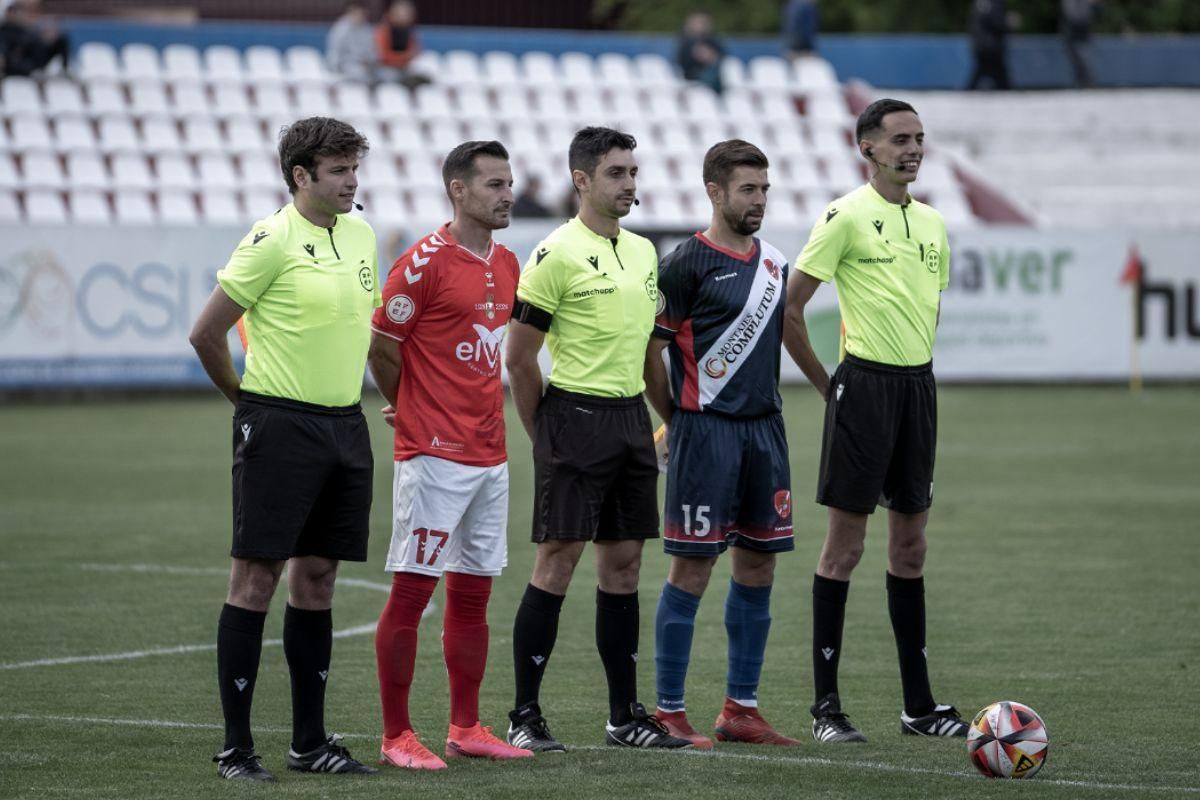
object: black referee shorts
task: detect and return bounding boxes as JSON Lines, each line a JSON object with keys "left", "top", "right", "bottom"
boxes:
{"left": 231, "top": 391, "right": 373, "bottom": 562}
{"left": 531, "top": 385, "right": 660, "bottom": 543}
{"left": 816, "top": 355, "right": 937, "bottom": 515}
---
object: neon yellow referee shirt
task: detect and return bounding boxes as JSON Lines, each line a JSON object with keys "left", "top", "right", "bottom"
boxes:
{"left": 218, "top": 203, "right": 381, "bottom": 407}
{"left": 517, "top": 216, "right": 659, "bottom": 398}
{"left": 796, "top": 183, "right": 950, "bottom": 366}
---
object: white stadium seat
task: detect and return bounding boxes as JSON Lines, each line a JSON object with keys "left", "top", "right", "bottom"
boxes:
{"left": 154, "top": 153, "right": 197, "bottom": 190}
{"left": 719, "top": 57, "right": 746, "bottom": 91}
{"left": 682, "top": 85, "right": 721, "bottom": 121}
{"left": 225, "top": 118, "right": 266, "bottom": 151}
{"left": 481, "top": 51, "right": 520, "bottom": 86}
{"left": 285, "top": 46, "right": 331, "bottom": 86}
{"left": 334, "top": 83, "right": 373, "bottom": 117}
{"left": 424, "top": 119, "right": 463, "bottom": 155}
{"left": 196, "top": 153, "right": 240, "bottom": 190}
{"left": 454, "top": 85, "right": 490, "bottom": 118}
{"left": 597, "top": 53, "right": 637, "bottom": 87}
{"left": 401, "top": 152, "right": 442, "bottom": 190}
{"left": 521, "top": 51, "right": 561, "bottom": 86}
{"left": 10, "top": 117, "right": 54, "bottom": 153}
{"left": 212, "top": 85, "right": 252, "bottom": 119}
{"left": 44, "top": 79, "right": 86, "bottom": 116}
{"left": 78, "top": 42, "right": 121, "bottom": 83}
{"left": 362, "top": 189, "right": 406, "bottom": 227}
{"left": 491, "top": 85, "right": 534, "bottom": 120}
{"left": 795, "top": 56, "right": 839, "bottom": 93}
{"left": 0, "top": 189, "right": 21, "bottom": 220}
{"left": 294, "top": 85, "right": 333, "bottom": 117}
{"left": 97, "top": 117, "right": 141, "bottom": 154}
{"left": 69, "top": 189, "right": 112, "bottom": 223}
{"left": 748, "top": 56, "right": 792, "bottom": 91}
{"left": 413, "top": 86, "right": 455, "bottom": 120}
{"left": 181, "top": 117, "right": 226, "bottom": 155}
{"left": 170, "top": 83, "right": 209, "bottom": 118}
{"left": 130, "top": 83, "right": 172, "bottom": 118}
{"left": 242, "top": 188, "right": 288, "bottom": 220}
{"left": 65, "top": 152, "right": 110, "bottom": 190}
{"left": 113, "top": 189, "right": 156, "bottom": 224}
{"left": 122, "top": 44, "right": 162, "bottom": 82}
{"left": 252, "top": 85, "right": 292, "bottom": 119}
{"left": 201, "top": 189, "right": 243, "bottom": 224}
{"left": 443, "top": 50, "right": 482, "bottom": 84}
{"left": 204, "top": 46, "right": 246, "bottom": 84}
{"left": 0, "top": 155, "right": 19, "bottom": 188}
{"left": 359, "top": 154, "right": 401, "bottom": 191}
{"left": 158, "top": 189, "right": 200, "bottom": 224}
{"left": 163, "top": 44, "right": 204, "bottom": 84}
{"left": 87, "top": 83, "right": 127, "bottom": 117}
{"left": 24, "top": 189, "right": 68, "bottom": 223}
{"left": 385, "top": 117, "right": 424, "bottom": 151}
{"left": 559, "top": 52, "right": 597, "bottom": 87}
{"left": 54, "top": 117, "right": 97, "bottom": 153}
{"left": 635, "top": 53, "right": 679, "bottom": 87}
{"left": 374, "top": 83, "right": 413, "bottom": 117}
{"left": 409, "top": 50, "right": 442, "bottom": 80}
{"left": 245, "top": 46, "right": 287, "bottom": 85}
{"left": 1, "top": 77, "right": 42, "bottom": 116}
{"left": 110, "top": 153, "right": 155, "bottom": 190}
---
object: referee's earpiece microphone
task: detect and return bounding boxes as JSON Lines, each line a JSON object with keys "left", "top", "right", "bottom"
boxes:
{"left": 354, "top": 201, "right": 364, "bottom": 211}
{"left": 633, "top": 197, "right": 640, "bottom": 206}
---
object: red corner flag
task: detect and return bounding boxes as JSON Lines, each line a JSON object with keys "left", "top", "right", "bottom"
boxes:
{"left": 1120, "top": 246, "right": 1143, "bottom": 285}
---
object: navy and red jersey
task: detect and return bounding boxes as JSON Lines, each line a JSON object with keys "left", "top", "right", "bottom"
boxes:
{"left": 653, "top": 233, "right": 789, "bottom": 418}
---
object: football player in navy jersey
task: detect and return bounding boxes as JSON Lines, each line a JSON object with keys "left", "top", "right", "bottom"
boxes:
{"left": 643, "top": 140, "right": 802, "bottom": 748}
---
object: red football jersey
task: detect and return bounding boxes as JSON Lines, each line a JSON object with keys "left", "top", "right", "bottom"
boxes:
{"left": 372, "top": 225, "right": 520, "bottom": 466}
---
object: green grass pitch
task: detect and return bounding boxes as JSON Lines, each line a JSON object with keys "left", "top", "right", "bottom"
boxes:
{"left": 1, "top": 385, "right": 1198, "bottom": 799}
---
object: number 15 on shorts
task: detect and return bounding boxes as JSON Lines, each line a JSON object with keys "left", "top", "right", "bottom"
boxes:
{"left": 681, "top": 504, "right": 711, "bottom": 537}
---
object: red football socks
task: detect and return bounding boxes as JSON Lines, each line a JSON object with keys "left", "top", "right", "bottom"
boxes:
{"left": 376, "top": 572, "right": 438, "bottom": 738}
{"left": 443, "top": 572, "right": 492, "bottom": 728}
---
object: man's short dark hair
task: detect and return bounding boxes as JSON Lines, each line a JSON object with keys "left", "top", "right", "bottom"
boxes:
{"left": 442, "top": 140, "right": 510, "bottom": 194}
{"left": 568, "top": 126, "right": 637, "bottom": 178}
{"left": 703, "top": 139, "right": 769, "bottom": 189}
{"left": 277, "top": 116, "right": 369, "bottom": 194}
{"left": 856, "top": 98, "right": 917, "bottom": 143}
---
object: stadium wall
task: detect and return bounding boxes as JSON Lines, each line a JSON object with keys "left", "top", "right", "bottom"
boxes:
{"left": 58, "top": 18, "right": 1200, "bottom": 89}
{"left": 1, "top": 221, "right": 1196, "bottom": 389}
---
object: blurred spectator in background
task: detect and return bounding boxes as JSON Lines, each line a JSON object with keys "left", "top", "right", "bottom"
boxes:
{"left": 0, "top": 0, "right": 69, "bottom": 78}
{"left": 1061, "top": 0, "right": 1099, "bottom": 87}
{"left": 326, "top": 1, "right": 377, "bottom": 83}
{"left": 967, "top": 0, "right": 1018, "bottom": 90}
{"left": 783, "top": 0, "right": 819, "bottom": 59}
{"left": 376, "top": 0, "right": 431, "bottom": 88}
{"left": 513, "top": 175, "right": 554, "bottom": 219}
{"left": 676, "top": 9, "right": 725, "bottom": 94}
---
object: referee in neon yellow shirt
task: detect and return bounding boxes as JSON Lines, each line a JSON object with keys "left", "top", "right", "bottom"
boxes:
{"left": 783, "top": 99, "right": 968, "bottom": 744}
{"left": 504, "top": 127, "right": 691, "bottom": 751}
{"left": 190, "top": 117, "right": 380, "bottom": 780}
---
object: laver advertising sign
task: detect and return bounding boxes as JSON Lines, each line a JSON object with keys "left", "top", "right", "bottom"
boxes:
{"left": 0, "top": 223, "right": 1196, "bottom": 387}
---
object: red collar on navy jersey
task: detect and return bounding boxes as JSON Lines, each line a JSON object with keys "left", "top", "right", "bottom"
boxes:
{"left": 695, "top": 232, "right": 756, "bottom": 263}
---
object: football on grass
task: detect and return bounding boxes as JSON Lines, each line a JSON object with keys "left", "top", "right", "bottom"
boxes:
{"left": 967, "top": 701, "right": 1049, "bottom": 779}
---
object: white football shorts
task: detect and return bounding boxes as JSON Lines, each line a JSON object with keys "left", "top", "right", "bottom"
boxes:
{"left": 385, "top": 455, "right": 509, "bottom": 577}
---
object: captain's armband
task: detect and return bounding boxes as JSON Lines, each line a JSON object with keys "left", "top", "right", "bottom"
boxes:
{"left": 513, "top": 300, "right": 553, "bottom": 332}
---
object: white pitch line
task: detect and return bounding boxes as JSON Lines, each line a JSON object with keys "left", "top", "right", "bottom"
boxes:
{"left": 0, "top": 713, "right": 1195, "bottom": 795}
{"left": 0, "top": 623, "right": 378, "bottom": 671}
{"left": 2, "top": 563, "right": 433, "bottom": 671}
{"left": 570, "top": 746, "right": 1199, "bottom": 794}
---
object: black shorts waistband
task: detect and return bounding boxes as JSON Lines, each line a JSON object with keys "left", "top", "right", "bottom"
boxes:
{"left": 238, "top": 390, "right": 362, "bottom": 417}
{"left": 844, "top": 354, "right": 932, "bottom": 376}
{"left": 545, "top": 384, "right": 645, "bottom": 408}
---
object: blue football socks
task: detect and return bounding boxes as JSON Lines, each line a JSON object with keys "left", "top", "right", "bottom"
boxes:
{"left": 725, "top": 580, "right": 772, "bottom": 706}
{"left": 654, "top": 581, "right": 701, "bottom": 712}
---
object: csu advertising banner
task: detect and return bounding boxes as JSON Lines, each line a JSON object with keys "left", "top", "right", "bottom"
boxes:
{"left": 0, "top": 221, "right": 1196, "bottom": 388}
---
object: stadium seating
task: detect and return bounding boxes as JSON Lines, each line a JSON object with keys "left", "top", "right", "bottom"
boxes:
{"left": 0, "top": 42, "right": 994, "bottom": 228}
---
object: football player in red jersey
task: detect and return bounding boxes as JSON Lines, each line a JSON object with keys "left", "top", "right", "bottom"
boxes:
{"left": 368, "top": 141, "right": 531, "bottom": 768}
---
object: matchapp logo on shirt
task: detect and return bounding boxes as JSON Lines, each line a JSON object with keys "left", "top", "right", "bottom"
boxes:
{"left": 373, "top": 225, "right": 520, "bottom": 466}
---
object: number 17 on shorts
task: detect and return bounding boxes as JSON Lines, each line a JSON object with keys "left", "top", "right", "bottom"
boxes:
{"left": 386, "top": 455, "right": 509, "bottom": 577}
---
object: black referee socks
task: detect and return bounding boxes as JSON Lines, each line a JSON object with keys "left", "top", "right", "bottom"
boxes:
{"left": 217, "top": 603, "right": 267, "bottom": 751}
{"left": 283, "top": 604, "right": 333, "bottom": 754}
{"left": 513, "top": 583, "right": 565, "bottom": 710}
{"left": 886, "top": 572, "right": 936, "bottom": 718}
{"left": 596, "top": 588, "right": 640, "bottom": 726}
{"left": 811, "top": 574, "right": 849, "bottom": 704}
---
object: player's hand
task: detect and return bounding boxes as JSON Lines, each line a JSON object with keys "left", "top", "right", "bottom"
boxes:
{"left": 381, "top": 404, "right": 396, "bottom": 428}
{"left": 653, "top": 424, "right": 668, "bottom": 473}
